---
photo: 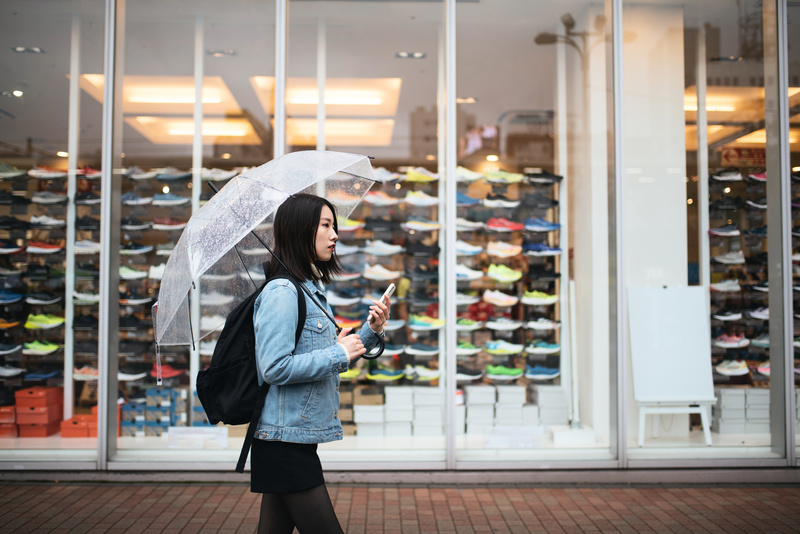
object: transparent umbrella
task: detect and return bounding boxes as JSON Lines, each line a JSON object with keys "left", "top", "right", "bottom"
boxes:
{"left": 152, "top": 150, "right": 376, "bottom": 353}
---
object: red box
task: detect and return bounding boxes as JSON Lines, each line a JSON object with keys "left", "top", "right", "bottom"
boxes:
{"left": 0, "top": 423, "right": 17, "bottom": 438}
{"left": 61, "top": 416, "right": 94, "bottom": 438}
{"left": 15, "top": 387, "right": 63, "bottom": 407}
{"left": 89, "top": 405, "right": 121, "bottom": 436}
{"left": 18, "top": 421, "right": 60, "bottom": 437}
{"left": 0, "top": 406, "right": 15, "bottom": 424}
{"left": 16, "top": 404, "right": 62, "bottom": 425}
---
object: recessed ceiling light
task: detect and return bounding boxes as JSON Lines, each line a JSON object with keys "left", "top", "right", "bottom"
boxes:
{"left": 456, "top": 97, "right": 476, "bottom": 104}
{"left": 221, "top": 153, "right": 231, "bottom": 159}
{"left": 11, "top": 90, "right": 22, "bottom": 97}
{"left": 11, "top": 46, "right": 44, "bottom": 54}
{"left": 486, "top": 155, "right": 499, "bottom": 162}
{"left": 56, "top": 151, "right": 69, "bottom": 158}
{"left": 395, "top": 51, "right": 426, "bottom": 59}
{"left": 207, "top": 49, "right": 236, "bottom": 57}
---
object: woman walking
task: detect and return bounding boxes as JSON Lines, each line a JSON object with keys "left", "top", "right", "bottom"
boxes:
{"left": 252, "top": 193, "right": 390, "bottom": 533}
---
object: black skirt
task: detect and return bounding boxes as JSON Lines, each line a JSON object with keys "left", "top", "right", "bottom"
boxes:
{"left": 250, "top": 438, "right": 324, "bottom": 494}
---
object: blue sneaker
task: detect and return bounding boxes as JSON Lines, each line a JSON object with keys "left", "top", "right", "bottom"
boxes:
{"left": 456, "top": 192, "right": 481, "bottom": 207}
{"left": 523, "top": 241, "right": 562, "bottom": 256}
{"left": 524, "top": 217, "right": 560, "bottom": 232}
{"left": 525, "top": 365, "right": 560, "bottom": 380}
{"left": 152, "top": 192, "right": 190, "bottom": 206}
{"left": 525, "top": 340, "right": 560, "bottom": 354}
{"left": 0, "top": 290, "right": 24, "bottom": 304}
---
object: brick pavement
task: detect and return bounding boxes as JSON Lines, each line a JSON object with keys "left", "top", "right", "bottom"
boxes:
{"left": 1, "top": 482, "right": 800, "bottom": 533}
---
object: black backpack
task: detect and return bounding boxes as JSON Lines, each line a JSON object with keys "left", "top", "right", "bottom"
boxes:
{"left": 196, "top": 263, "right": 306, "bottom": 473}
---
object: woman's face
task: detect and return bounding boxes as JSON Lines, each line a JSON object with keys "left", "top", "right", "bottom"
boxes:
{"left": 314, "top": 205, "right": 338, "bottom": 262}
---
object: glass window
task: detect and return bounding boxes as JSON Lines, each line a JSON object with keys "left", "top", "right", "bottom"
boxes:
{"left": 454, "top": 1, "right": 614, "bottom": 464}
{"left": 624, "top": 0, "right": 789, "bottom": 460}
{"left": 0, "top": 0, "right": 105, "bottom": 464}
{"left": 287, "top": 0, "right": 447, "bottom": 466}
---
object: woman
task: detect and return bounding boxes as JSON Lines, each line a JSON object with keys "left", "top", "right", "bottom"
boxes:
{"left": 252, "top": 193, "right": 389, "bottom": 533}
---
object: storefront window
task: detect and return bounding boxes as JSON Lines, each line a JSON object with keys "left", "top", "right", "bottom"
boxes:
{"left": 624, "top": 0, "right": 790, "bottom": 460}
{"left": 0, "top": 0, "right": 105, "bottom": 464}
{"left": 454, "top": 1, "right": 614, "bottom": 465}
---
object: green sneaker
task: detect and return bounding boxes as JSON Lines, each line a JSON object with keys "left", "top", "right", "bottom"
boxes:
{"left": 339, "top": 368, "right": 360, "bottom": 380}
{"left": 119, "top": 266, "right": 147, "bottom": 279}
{"left": 486, "top": 364, "right": 523, "bottom": 379}
{"left": 487, "top": 264, "right": 522, "bottom": 283}
{"left": 521, "top": 290, "right": 558, "bottom": 305}
{"left": 24, "top": 314, "right": 65, "bottom": 330}
{"left": 456, "top": 341, "right": 481, "bottom": 355}
{"left": 22, "top": 340, "right": 61, "bottom": 355}
{"left": 485, "top": 169, "right": 523, "bottom": 184}
{"left": 456, "top": 318, "right": 484, "bottom": 331}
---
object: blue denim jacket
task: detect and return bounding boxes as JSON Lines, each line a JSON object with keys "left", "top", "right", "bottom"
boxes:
{"left": 252, "top": 277, "right": 382, "bottom": 443}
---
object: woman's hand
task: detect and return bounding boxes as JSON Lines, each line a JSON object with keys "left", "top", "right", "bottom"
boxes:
{"left": 337, "top": 328, "right": 365, "bottom": 361}
{"left": 368, "top": 296, "right": 391, "bottom": 333}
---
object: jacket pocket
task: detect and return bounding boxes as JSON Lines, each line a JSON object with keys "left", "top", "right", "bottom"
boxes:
{"left": 302, "top": 315, "right": 330, "bottom": 351}
{"left": 299, "top": 381, "right": 320, "bottom": 420}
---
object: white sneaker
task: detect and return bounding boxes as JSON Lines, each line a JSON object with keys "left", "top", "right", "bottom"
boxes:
{"left": 363, "top": 263, "right": 402, "bottom": 281}
{"left": 199, "top": 340, "right": 216, "bottom": 356}
{"left": 363, "top": 240, "right": 403, "bottom": 256}
{"left": 456, "top": 166, "right": 484, "bottom": 182}
{"left": 74, "top": 240, "right": 102, "bottom": 254}
{"left": 455, "top": 264, "right": 484, "bottom": 281}
{"left": 201, "top": 168, "right": 238, "bottom": 181}
{"left": 31, "top": 215, "right": 65, "bottom": 227}
{"left": 327, "top": 292, "right": 360, "bottom": 306}
{"left": 456, "top": 240, "right": 483, "bottom": 256}
{"left": 487, "top": 241, "right": 522, "bottom": 258}
{"left": 525, "top": 317, "right": 560, "bottom": 330}
{"left": 456, "top": 217, "right": 484, "bottom": 231}
{"left": 482, "top": 289, "right": 519, "bottom": 307}
{"left": 335, "top": 243, "right": 360, "bottom": 256}
{"left": 485, "top": 317, "right": 523, "bottom": 331}
{"left": 148, "top": 263, "right": 166, "bottom": 280}
{"left": 404, "top": 190, "right": 439, "bottom": 207}
{"left": 456, "top": 292, "right": 481, "bottom": 305}
{"left": 749, "top": 307, "right": 769, "bottom": 320}
{"left": 710, "top": 279, "right": 741, "bottom": 292}
{"left": 713, "top": 251, "right": 745, "bottom": 264}
{"left": 200, "top": 315, "right": 226, "bottom": 332}
{"left": 715, "top": 359, "right": 749, "bottom": 376}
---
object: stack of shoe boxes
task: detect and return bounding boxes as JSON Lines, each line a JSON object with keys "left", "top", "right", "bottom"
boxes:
{"left": 121, "top": 403, "right": 145, "bottom": 436}
{"left": 339, "top": 385, "right": 355, "bottom": 435}
{"left": 192, "top": 391, "right": 210, "bottom": 426}
{"left": 384, "top": 387, "right": 413, "bottom": 437}
{"left": 495, "top": 385, "right": 526, "bottom": 427}
{"left": 15, "top": 386, "right": 63, "bottom": 437}
{"left": 353, "top": 385, "right": 384, "bottom": 437}
{"left": 0, "top": 403, "right": 15, "bottom": 437}
{"left": 531, "top": 385, "right": 568, "bottom": 426}
{"left": 170, "top": 388, "right": 188, "bottom": 427}
{"left": 144, "top": 387, "right": 171, "bottom": 436}
{"left": 464, "top": 385, "right": 495, "bottom": 434}
{"left": 712, "top": 387, "right": 771, "bottom": 434}
{"left": 413, "top": 386, "right": 444, "bottom": 436}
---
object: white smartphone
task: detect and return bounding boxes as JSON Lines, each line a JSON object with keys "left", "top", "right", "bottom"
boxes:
{"left": 368, "top": 283, "right": 396, "bottom": 323}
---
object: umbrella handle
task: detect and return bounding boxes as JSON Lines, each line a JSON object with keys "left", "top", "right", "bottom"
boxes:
{"left": 361, "top": 335, "right": 385, "bottom": 360}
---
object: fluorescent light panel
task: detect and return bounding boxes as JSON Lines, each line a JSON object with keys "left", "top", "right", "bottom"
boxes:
{"left": 125, "top": 116, "right": 261, "bottom": 145}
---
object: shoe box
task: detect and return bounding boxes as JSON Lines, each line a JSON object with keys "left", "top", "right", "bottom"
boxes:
{"left": 15, "top": 386, "right": 63, "bottom": 437}
{"left": 712, "top": 387, "right": 770, "bottom": 434}
{"left": 61, "top": 405, "right": 121, "bottom": 438}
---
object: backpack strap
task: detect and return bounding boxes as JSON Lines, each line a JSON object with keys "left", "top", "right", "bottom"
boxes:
{"left": 236, "top": 263, "right": 306, "bottom": 473}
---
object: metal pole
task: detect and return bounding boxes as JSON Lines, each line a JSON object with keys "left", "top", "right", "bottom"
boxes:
{"left": 274, "top": 0, "right": 287, "bottom": 157}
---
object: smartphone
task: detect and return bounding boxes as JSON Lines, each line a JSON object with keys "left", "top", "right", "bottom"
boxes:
{"left": 368, "top": 283, "right": 396, "bottom": 323}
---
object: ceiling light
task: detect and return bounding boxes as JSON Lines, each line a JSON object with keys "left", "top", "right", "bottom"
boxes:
{"left": 124, "top": 116, "right": 260, "bottom": 145}
{"left": 456, "top": 97, "right": 477, "bottom": 104}
{"left": 287, "top": 90, "right": 383, "bottom": 106}
{"left": 486, "top": 155, "right": 499, "bottom": 162}
{"left": 11, "top": 90, "right": 22, "bottom": 97}
{"left": 12, "top": 46, "right": 44, "bottom": 53}
{"left": 207, "top": 49, "right": 236, "bottom": 57}
{"left": 793, "top": 166, "right": 800, "bottom": 172}
{"left": 56, "top": 151, "right": 69, "bottom": 158}
{"left": 396, "top": 51, "right": 426, "bottom": 59}
{"left": 221, "top": 153, "right": 231, "bottom": 159}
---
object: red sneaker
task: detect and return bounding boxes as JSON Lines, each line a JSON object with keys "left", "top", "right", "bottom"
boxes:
{"left": 486, "top": 217, "right": 524, "bottom": 232}
{"left": 151, "top": 363, "right": 185, "bottom": 378}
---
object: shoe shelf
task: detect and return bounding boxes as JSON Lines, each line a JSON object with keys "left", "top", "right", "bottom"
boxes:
{"left": 706, "top": 168, "right": 770, "bottom": 386}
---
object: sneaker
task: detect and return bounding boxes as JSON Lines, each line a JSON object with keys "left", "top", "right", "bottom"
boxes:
{"left": 121, "top": 192, "right": 153, "bottom": 205}
{"left": 456, "top": 192, "right": 481, "bottom": 206}
{"left": 0, "top": 290, "right": 23, "bottom": 304}
{"left": 525, "top": 317, "right": 560, "bottom": 330}
{"left": 483, "top": 193, "right": 520, "bottom": 208}
{"left": 0, "top": 216, "right": 29, "bottom": 230}
{"left": 75, "top": 191, "right": 101, "bottom": 204}
{"left": 747, "top": 171, "right": 767, "bottom": 182}
{"left": 151, "top": 363, "right": 185, "bottom": 379}
{"left": 455, "top": 166, "right": 484, "bottom": 182}
{"left": 0, "top": 364, "right": 25, "bottom": 377}
{"left": 74, "top": 291, "right": 101, "bottom": 304}
{"left": 525, "top": 340, "right": 560, "bottom": 354}
{"left": 456, "top": 341, "right": 482, "bottom": 356}
{"left": 31, "top": 190, "right": 68, "bottom": 204}
{"left": 711, "top": 168, "right": 743, "bottom": 181}
{"left": 743, "top": 225, "right": 767, "bottom": 236}
{"left": 403, "top": 364, "right": 440, "bottom": 381}
{"left": 26, "top": 241, "right": 63, "bottom": 254}
{"left": 366, "top": 363, "right": 404, "bottom": 381}
{"left": 0, "top": 342, "right": 22, "bottom": 355}
{"left": 708, "top": 224, "right": 740, "bottom": 237}
{"left": 383, "top": 319, "right": 406, "bottom": 331}
{"left": 710, "top": 279, "right": 741, "bottom": 292}
{"left": 525, "top": 168, "right": 563, "bottom": 184}
{"left": 120, "top": 241, "right": 154, "bottom": 255}
{"left": 406, "top": 241, "right": 440, "bottom": 256}
{"left": 119, "top": 289, "right": 153, "bottom": 306}
{"left": 404, "top": 190, "right": 439, "bottom": 207}
{"left": 485, "top": 317, "right": 523, "bottom": 331}
{"left": 713, "top": 333, "right": 750, "bottom": 349}
{"left": 485, "top": 364, "right": 523, "bottom": 379}
{"left": 152, "top": 192, "right": 191, "bottom": 206}
{"left": 334, "top": 243, "right": 360, "bottom": 256}
{"left": 455, "top": 365, "right": 484, "bottom": 381}
{"left": 523, "top": 242, "right": 562, "bottom": 256}
{"left": 363, "top": 240, "right": 403, "bottom": 256}
{"left": 482, "top": 289, "right": 519, "bottom": 306}
{"left": 123, "top": 166, "right": 156, "bottom": 180}
{"left": 456, "top": 317, "right": 485, "bottom": 331}
{"left": 119, "top": 265, "right": 148, "bottom": 279}
{"left": 73, "top": 366, "right": 99, "bottom": 381}
{"left": 0, "top": 317, "right": 21, "bottom": 329}
{"left": 30, "top": 215, "right": 65, "bottom": 228}
{"left": 749, "top": 307, "right": 769, "bottom": 320}
{"left": 327, "top": 292, "right": 361, "bottom": 306}
{"left": 155, "top": 243, "right": 175, "bottom": 256}
{"left": 522, "top": 192, "right": 559, "bottom": 208}
{"left": 456, "top": 217, "right": 484, "bottom": 231}
{"left": 363, "top": 191, "right": 402, "bottom": 206}
{"left": 201, "top": 292, "right": 235, "bottom": 306}
{"left": 152, "top": 217, "right": 187, "bottom": 231}
{"left": 756, "top": 362, "right": 771, "bottom": 376}
{"left": 75, "top": 240, "right": 102, "bottom": 254}
{"left": 487, "top": 264, "right": 522, "bottom": 283}
{"left": 486, "top": 241, "right": 522, "bottom": 258}
{"left": 0, "top": 163, "right": 27, "bottom": 179}
{"left": 455, "top": 264, "right": 483, "bottom": 281}
{"left": 524, "top": 217, "right": 560, "bottom": 232}
{"left": 119, "top": 314, "right": 152, "bottom": 330}
{"left": 401, "top": 217, "right": 441, "bottom": 232}
{"left": 0, "top": 239, "right": 23, "bottom": 254}
{"left": 154, "top": 167, "right": 192, "bottom": 181}
{"left": 405, "top": 343, "right": 439, "bottom": 356}
{"left": 715, "top": 359, "right": 749, "bottom": 376}
{"left": 408, "top": 314, "right": 445, "bottom": 330}
{"left": 339, "top": 368, "right": 361, "bottom": 380}
{"left": 382, "top": 344, "right": 405, "bottom": 356}
{"left": 118, "top": 369, "right": 148, "bottom": 381}
{"left": 337, "top": 217, "right": 365, "bottom": 232}
{"left": 364, "top": 263, "right": 402, "bottom": 280}
{"left": 404, "top": 167, "right": 438, "bottom": 182}
{"left": 712, "top": 309, "right": 742, "bottom": 321}
{"left": 371, "top": 167, "right": 401, "bottom": 183}
{"left": 525, "top": 365, "right": 560, "bottom": 380}
{"left": 74, "top": 314, "right": 99, "bottom": 330}
{"left": 745, "top": 198, "right": 767, "bottom": 210}
{"left": 28, "top": 166, "right": 67, "bottom": 179}
{"left": 201, "top": 168, "right": 237, "bottom": 181}
{"left": 521, "top": 290, "right": 558, "bottom": 305}
{"left": 24, "top": 313, "right": 65, "bottom": 329}
{"left": 75, "top": 216, "right": 101, "bottom": 230}
{"left": 709, "top": 197, "right": 743, "bottom": 211}
{"left": 485, "top": 169, "right": 523, "bottom": 184}
{"left": 486, "top": 217, "right": 524, "bottom": 232}
{"left": 121, "top": 216, "right": 152, "bottom": 231}
{"left": 485, "top": 340, "right": 524, "bottom": 355}
{"left": 456, "top": 240, "right": 483, "bottom": 256}
{"left": 751, "top": 333, "right": 769, "bottom": 348}
{"left": 713, "top": 251, "right": 745, "bottom": 264}
{"left": 25, "top": 291, "right": 62, "bottom": 305}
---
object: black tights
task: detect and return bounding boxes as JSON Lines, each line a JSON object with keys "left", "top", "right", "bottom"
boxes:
{"left": 257, "top": 483, "right": 344, "bottom": 534}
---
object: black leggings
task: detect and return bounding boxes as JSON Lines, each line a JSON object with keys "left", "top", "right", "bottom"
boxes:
{"left": 257, "top": 483, "right": 344, "bottom": 534}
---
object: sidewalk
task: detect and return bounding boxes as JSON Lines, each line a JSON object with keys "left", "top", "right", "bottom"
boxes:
{"left": 1, "top": 482, "right": 799, "bottom": 533}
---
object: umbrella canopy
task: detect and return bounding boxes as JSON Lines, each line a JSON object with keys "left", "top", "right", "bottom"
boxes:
{"left": 154, "top": 150, "right": 376, "bottom": 347}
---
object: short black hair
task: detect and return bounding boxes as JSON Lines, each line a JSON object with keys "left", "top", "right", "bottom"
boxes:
{"left": 266, "top": 193, "right": 342, "bottom": 284}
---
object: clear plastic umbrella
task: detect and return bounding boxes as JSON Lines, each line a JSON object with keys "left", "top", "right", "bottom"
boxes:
{"left": 153, "top": 150, "right": 376, "bottom": 351}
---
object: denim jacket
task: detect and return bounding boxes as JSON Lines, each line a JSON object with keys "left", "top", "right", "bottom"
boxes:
{"left": 252, "top": 277, "right": 382, "bottom": 443}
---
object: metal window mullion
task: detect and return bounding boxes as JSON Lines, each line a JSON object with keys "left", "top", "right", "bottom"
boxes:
{"left": 190, "top": 14, "right": 204, "bottom": 396}
{"left": 275, "top": 0, "right": 287, "bottom": 157}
